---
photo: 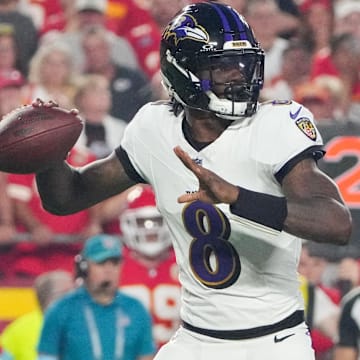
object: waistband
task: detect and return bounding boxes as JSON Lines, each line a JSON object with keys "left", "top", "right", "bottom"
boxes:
{"left": 182, "top": 310, "right": 304, "bottom": 340}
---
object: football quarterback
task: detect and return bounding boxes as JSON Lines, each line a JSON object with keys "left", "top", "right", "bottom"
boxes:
{"left": 33, "top": 2, "right": 351, "bottom": 360}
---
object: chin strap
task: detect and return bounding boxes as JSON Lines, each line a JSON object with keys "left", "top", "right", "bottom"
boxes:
{"left": 207, "top": 92, "right": 252, "bottom": 119}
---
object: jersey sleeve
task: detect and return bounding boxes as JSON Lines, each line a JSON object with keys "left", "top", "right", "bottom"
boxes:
{"left": 115, "top": 146, "right": 147, "bottom": 184}
{"left": 118, "top": 104, "right": 154, "bottom": 183}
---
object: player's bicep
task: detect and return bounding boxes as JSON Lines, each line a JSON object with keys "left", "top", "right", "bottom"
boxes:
{"left": 281, "top": 158, "right": 344, "bottom": 203}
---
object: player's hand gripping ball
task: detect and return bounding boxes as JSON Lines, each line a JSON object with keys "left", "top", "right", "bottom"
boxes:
{"left": 0, "top": 99, "right": 83, "bottom": 173}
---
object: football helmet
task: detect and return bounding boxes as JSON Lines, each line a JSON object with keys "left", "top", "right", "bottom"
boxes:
{"left": 120, "top": 185, "right": 172, "bottom": 258}
{"left": 160, "top": 2, "right": 264, "bottom": 119}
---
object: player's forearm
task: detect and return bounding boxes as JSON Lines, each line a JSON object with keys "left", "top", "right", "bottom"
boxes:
{"left": 36, "top": 161, "right": 108, "bottom": 215}
{"left": 36, "top": 161, "right": 83, "bottom": 215}
{"left": 284, "top": 197, "right": 352, "bottom": 245}
{"left": 36, "top": 154, "right": 136, "bottom": 215}
{"left": 229, "top": 186, "right": 351, "bottom": 246}
{"left": 281, "top": 158, "right": 352, "bottom": 245}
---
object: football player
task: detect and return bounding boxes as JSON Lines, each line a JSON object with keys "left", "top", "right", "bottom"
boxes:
{"left": 31, "top": 2, "right": 351, "bottom": 360}
{"left": 119, "top": 185, "right": 181, "bottom": 349}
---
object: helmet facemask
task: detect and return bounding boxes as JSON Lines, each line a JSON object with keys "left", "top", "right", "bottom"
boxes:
{"left": 162, "top": 48, "right": 264, "bottom": 120}
{"left": 197, "top": 50, "right": 264, "bottom": 119}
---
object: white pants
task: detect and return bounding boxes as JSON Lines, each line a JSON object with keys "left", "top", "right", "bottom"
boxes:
{"left": 154, "top": 322, "right": 315, "bottom": 360}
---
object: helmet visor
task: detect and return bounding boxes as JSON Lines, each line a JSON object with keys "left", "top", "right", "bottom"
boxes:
{"left": 197, "top": 52, "right": 264, "bottom": 101}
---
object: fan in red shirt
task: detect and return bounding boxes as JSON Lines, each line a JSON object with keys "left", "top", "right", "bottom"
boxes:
{"left": 106, "top": 0, "right": 161, "bottom": 79}
{"left": 311, "top": 33, "right": 360, "bottom": 100}
{"left": 39, "top": 0, "right": 161, "bottom": 80}
{"left": 7, "top": 146, "right": 102, "bottom": 276}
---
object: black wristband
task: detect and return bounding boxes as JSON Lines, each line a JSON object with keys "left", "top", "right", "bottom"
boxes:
{"left": 230, "top": 187, "right": 287, "bottom": 231}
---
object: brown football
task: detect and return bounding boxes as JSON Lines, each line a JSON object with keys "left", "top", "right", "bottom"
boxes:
{"left": 0, "top": 104, "right": 83, "bottom": 173}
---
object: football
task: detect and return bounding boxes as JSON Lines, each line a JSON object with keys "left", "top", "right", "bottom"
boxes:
{"left": 0, "top": 101, "right": 84, "bottom": 173}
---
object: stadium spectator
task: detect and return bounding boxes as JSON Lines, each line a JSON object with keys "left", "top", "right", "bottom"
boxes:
{"left": 275, "top": 0, "right": 300, "bottom": 17}
{"left": 26, "top": 41, "right": 78, "bottom": 109}
{"left": 246, "top": 0, "right": 291, "bottom": 86}
{"left": 16, "top": 0, "right": 63, "bottom": 31}
{"left": 298, "top": 242, "right": 340, "bottom": 301}
{"left": 38, "top": 234, "right": 155, "bottom": 360}
{"left": 297, "top": 0, "right": 333, "bottom": 54}
{"left": 36, "top": 0, "right": 77, "bottom": 35}
{"left": 294, "top": 76, "right": 345, "bottom": 123}
{"left": 333, "top": 0, "right": 360, "bottom": 40}
{"left": 0, "top": 68, "right": 25, "bottom": 257}
{"left": 145, "top": 0, "right": 188, "bottom": 32}
{"left": 0, "top": 270, "right": 73, "bottom": 360}
{"left": 117, "top": 185, "right": 181, "bottom": 349}
{"left": 0, "top": 68, "right": 27, "bottom": 120}
{"left": 336, "top": 257, "right": 360, "bottom": 297}
{"left": 0, "top": 23, "right": 20, "bottom": 74}
{"left": 311, "top": 33, "right": 360, "bottom": 122}
{"left": 298, "top": 243, "right": 341, "bottom": 360}
{"left": 106, "top": 0, "right": 162, "bottom": 79}
{"left": 73, "top": 73, "right": 127, "bottom": 159}
{"left": 6, "top": 146, "right": 102, "bottom": 276}
{"left": 0, "top": 68, "right": 26, "bottom": 253}
{"left": 333, "top": 286, "right": 360, "bottom": 360}
{"left": 0, "top": 0, "right": 38, "bottom": 76}
{"left": 311, "top": 1, "right": 360, "bottom": 80}
{"left": 261, "top": 40, "right": 312, "bottom": 101}
{"left": 40, "top": 0, "right": 139, "bottom": 75}
{"left": 80, "top": 25, "right": 153, "bottom": 123}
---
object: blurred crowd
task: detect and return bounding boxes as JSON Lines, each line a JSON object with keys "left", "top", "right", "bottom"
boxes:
{"left": 0, "top": 0, "right": 359, "bottom": 359}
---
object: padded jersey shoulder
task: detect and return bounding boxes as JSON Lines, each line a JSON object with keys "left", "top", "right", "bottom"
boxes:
{"left": 257, "top": 100, "right": 316, "bottom": 130}
{"left": 126, "top": 100, "right": 176, "bottom": 130}
{"left": 244, "top": 100, "right": 323, "bottom": 168}
{"left": 121, "top": 100, "right": 180, "bottom": 155}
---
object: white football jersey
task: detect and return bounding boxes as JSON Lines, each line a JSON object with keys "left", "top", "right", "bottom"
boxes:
{"left": 120, "top": 100, "right": 324, "bottom": 331}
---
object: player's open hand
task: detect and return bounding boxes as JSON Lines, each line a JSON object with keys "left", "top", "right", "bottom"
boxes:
{"left": 32, "top": 98, "right": 79, "bottom": 115}
{"left": 32, "top": 98, "right": 59, "bottom": 108}
{"left": 174, "top": 146, "right": 239, "bottom": 204}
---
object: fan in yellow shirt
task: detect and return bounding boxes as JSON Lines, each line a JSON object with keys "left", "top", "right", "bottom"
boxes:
{"left": 0, "top": 270, "right": 73, "bottom": 360}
